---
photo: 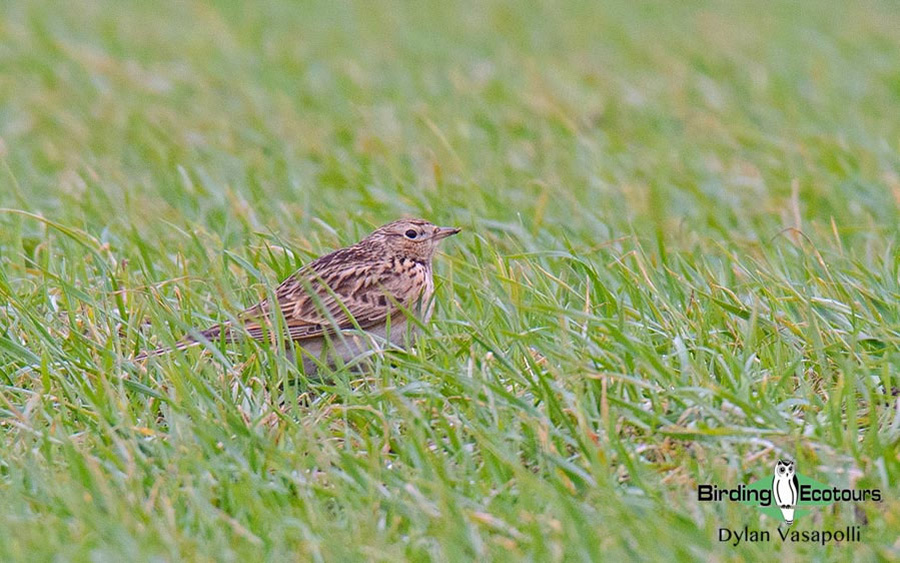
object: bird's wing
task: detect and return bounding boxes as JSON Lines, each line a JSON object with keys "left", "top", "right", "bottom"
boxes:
{"left": 773, "top": 478, "right": 784, "bottom": 505}
{"left": 234, "top": 252, "right": 427, "bottom": 342}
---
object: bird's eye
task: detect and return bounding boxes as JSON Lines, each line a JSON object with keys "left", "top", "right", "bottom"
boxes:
{"left": 405, "top": 229, "right": 418, "bottom": 239}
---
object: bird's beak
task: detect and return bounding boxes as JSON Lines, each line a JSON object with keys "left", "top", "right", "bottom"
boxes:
{"left": 434, "top": 226, "right": 461, "bottom": 240}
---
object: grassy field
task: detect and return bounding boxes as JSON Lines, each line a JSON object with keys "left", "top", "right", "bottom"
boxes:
{"left": 1, "top": 0, "right": 899, "bottom": 560}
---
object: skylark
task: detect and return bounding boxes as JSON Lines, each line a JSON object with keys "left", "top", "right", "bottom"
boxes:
{"left": 135, "top": 218, "right": 461, "bottom": 373}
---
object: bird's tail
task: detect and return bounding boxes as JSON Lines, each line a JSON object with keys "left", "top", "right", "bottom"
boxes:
{"left": 780, "top": 507, "right": 795, "bottom": 526}
{"left": 132, "top": 324, "right": 231, "bottom": 362}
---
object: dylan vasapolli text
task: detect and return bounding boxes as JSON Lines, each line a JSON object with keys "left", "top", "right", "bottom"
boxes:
{"left": 718, "top": 526, "right": 861, "bottom": 546}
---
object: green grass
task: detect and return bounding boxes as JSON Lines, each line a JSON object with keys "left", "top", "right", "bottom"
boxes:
{"left": 1, "top": 0, "right": 900, "bottom": 560}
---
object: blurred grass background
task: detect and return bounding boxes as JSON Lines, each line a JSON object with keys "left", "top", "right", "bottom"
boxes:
{"left": 1, "top": 0, "right": 899, "bottom": 560}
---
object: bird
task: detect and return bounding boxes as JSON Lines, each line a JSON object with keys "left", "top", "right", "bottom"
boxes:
{"left": 133, "top": 218, "right": 461, "bottom": 373}
{"left": 772, "top": 458, "right": 799, "bottom": 526}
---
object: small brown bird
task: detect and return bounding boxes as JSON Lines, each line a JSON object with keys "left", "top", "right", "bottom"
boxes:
{"left": 135, "top": 218, "right": 461, "bottom": 373}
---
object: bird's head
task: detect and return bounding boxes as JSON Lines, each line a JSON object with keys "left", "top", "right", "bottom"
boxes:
{"left": 367, "top": 218, "right": 461, "bottom": 263}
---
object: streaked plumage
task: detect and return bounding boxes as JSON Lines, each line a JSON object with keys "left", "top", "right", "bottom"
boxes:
{"left": 134, "top": 218, "right": 460, "bottom": 372}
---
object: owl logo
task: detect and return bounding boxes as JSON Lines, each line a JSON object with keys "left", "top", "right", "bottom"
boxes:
{"left": 772, "top": 459, "right": 799, "bottom": 525}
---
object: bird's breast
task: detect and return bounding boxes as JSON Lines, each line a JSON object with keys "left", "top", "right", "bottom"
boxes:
{"left": 420, "top": 266, "right": 435, "bottom": 323}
